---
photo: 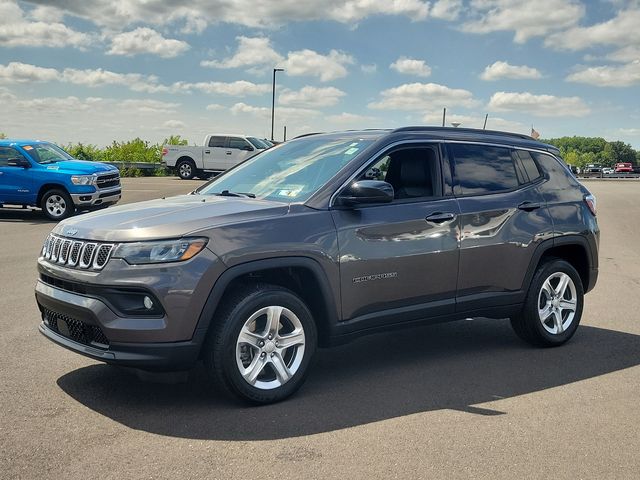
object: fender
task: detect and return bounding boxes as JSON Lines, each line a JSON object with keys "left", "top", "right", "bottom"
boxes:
{"left": 192, "top": 256, "right": 340, "bottom": 347}
{"left": 521, "top": 234, "right": 596, "bottom": 295}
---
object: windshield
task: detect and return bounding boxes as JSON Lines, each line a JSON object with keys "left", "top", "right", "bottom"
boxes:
{"left": 198, "top": 135, "right": 375, "bottom": 202}
{"left": 23, "top": 143, "right": 74, "bottom": 164}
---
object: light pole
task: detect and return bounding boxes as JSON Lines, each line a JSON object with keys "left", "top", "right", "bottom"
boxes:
{"left": 271, "top": 68, "right": 284, "bottom": 142}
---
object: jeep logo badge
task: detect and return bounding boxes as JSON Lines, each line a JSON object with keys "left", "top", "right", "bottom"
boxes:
{"left": 64, "top": 228, "right": 78, "bottom": 237}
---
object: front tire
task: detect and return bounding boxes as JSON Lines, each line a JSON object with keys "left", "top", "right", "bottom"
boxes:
{"left": 176, "top": 159, "right": 196, "bottom": 180}
{"left": 41, "top": 189, "right": 74, "bottom": 221}
{"left": 511, "top": 259, "right": 584, "bottom": 347}
{"left": 203, "top": 284, "right": 317, "bottom": 404}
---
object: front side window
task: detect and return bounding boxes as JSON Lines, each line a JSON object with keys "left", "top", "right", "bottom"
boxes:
{"left": 357, "top": 146, "right": 440, "bottom": 200}
{"left": 229, "top": 137, "right": 252, "bottom": 150}
{"left": 23, "top": 143, "right": 73, "bottom": 164}
{"left": 451, "top": 144, "right": 518, "bottom": 195}
{"left": 197, "top": 136, "right": 376, "bottom": 202}
{"left": 0, "top": 147, "right": 25, "bottom": 166}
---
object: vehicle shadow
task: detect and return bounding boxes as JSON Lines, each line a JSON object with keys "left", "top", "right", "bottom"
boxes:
{"left": 57, "top": 319, "right": 640, "bottom": 440}
{"left": 0, "top": 208, "right": 56, "bottom": 224}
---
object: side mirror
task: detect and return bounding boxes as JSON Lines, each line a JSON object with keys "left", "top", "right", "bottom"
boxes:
{"left": 7, "top": 157, "right": 30, "bottom": 168}
{"left": 242, "top": 145, "right": 254, "bottom": 151}
{"left": 335, "top": 180, "right": 394, "bottom": 207}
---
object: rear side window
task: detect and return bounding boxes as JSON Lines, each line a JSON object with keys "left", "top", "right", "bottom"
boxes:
{"left": 208, "top": 136, "right": 225, "bottom": 147}
{"left": 451, "top": 144, "right": 518, "bottom": 195}
{"left": 515, "top": 150, "right": 542, "bottom": 183}
{"left": 0, "top": 147, "right": 24, "bottom": 166}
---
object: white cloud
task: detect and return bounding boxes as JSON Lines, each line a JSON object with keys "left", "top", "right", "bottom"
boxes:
{"left": 201, "top": 36, "right": 282, "bottom": 70}
{"left": 29, "top": 5, "right": 65, "bottom": 22}
{"left": 230, "top": 102, "right": 319, "bottom": 120}
{"left": 480, "top": 61, "right": 543, "bottom": 80}
{"left": 566, "top": 61, "right": 640, "bottom": 87}
{"left": 163, "top": 120, "right": 186, "bottom": 129}
{"left": 282, "top": 49, "right": 354, "bottom": 82}
{"left": 607, "top": 45, "right": 640, "bottom": 63}
{"left": 279, "top": 86, "right": 346, "bottom": 108}
{"left": 462, "top": 0, "right": 585, "bottom": 43}
{"left": 390, "top": 57, "right": 432, "bottom": 77}
{"left": 24, "top": 0, "right": 432, "bottom": 30}
{"left": 0, "top": 0, "right": 92, "bottom": 49}
{"left": 107, "top": 27, "right": 190, "bottom": 58}
{"left": 430, "top": 0, "right": 463, "bottom": 20}
{"left": 369, "top": 82, "right": 478, "bottom": 110}
{"left": 120, "top": 99, "right": 180, "bottom": 114}
{"left": 361, "top": 64, "right": 377, "bottom": 74}
{"left": 545, "top": 8, "right": 640, "bottom": 51}
{"left": 201, "top": 37, "right": 354, "bottom": 81}
{"left": 0, "top": 62, "right": 60, "bottom": 83}
{"left": 488, "top": 91, "right": 590, "bottom": 117}
{"left": 206, "top": 103, "right": 225, "bottom": 111}
{"left": 326, "top": 112, "right": 377, "bottom": 126}
{"left": 178, "top": 80, "right": 271, "bottom": 96}
{"left": 61, "top": 68, "right": 169, "bottom": 93}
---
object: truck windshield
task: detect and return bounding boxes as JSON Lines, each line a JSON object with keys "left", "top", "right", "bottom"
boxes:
{"left": 197, "top": 135, "right": 375, "bottom": 202}
{"left": 24, "top": 143, "right": 74, "bottom": 164}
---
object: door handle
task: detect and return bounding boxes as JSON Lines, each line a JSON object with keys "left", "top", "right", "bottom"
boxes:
{"left": 517, "top": 201, "right": 541, "bottom": 212}
{"left": 204, "top": 150, "right": 211, "bottom": 154}
{"left": 425, "top": 212, "right": 456, "bottom": 223}
{"left": 226, "top": 151, "right": 232, "bottom": 155}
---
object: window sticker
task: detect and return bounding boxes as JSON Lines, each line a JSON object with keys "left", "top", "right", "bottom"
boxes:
{"left": 276, "top": 186, "right": 303, "bottom": 197}
{"left": 23, "top": 145, "right": 34, "bottom": 150}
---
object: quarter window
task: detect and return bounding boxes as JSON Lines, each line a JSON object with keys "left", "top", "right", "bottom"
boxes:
{"left": 516, "top": 150, "right": 542, "bottom": 183}
{"left": 451, "top": 144, "right": 518, "bottom": 195}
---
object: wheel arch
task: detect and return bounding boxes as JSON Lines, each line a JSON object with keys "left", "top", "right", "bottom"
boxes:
{"left": 36, "top": 183, "right": 71, "bottom": 205}
{"left": 523, "top": 236, "right": 594, "bottom": 295}
{"left": 195, "top": 257, "right": 340, "bottom": 349}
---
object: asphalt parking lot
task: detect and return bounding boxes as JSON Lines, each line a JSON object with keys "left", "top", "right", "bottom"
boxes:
{"left": 1, "top": 177, "right": 639, "bottom": 479}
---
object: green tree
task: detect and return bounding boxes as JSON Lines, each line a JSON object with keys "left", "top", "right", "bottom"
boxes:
{"left": 103, "top": 138, "right": 161, "bottom": 163}
{"left": 163, "top": 135, "right": 188, "bottom": 146}
{"left": 64, "top": 142, "right": 104, "bottom": 161}
{"left": 608, "top": 141, "right": 636, "bottom": 164}
{"left": 0, "top": 132, "right": 6, "bottom": 139}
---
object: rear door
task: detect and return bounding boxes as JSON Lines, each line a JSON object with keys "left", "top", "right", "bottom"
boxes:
{"left": 203, "top": 136, "right": 227, "bottom": 170}
{"left": 331, "top": 143, "right": 460, "bottom": 325}
{"left": 0, "top": 146, "right": 33, "bottom": 204}
{"left": 449, "top": 143, "right": 553, "bottom": 311}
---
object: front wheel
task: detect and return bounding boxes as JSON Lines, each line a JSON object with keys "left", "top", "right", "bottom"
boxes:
{"left": 204, "top": 284, "right": 317, "bottom": 404}
{"left": 41, "top": 189, "right": 74, "bottom": 221}
{"left": 511, "top": 259, "right": 584, "bottom": 347}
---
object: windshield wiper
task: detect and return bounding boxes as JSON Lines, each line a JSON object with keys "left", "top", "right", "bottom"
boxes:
{"left": 41, "top": 159, "right": 61, "bottom": 164}
{"left": 216, "top": 190, "right": 256, "bottom": 198}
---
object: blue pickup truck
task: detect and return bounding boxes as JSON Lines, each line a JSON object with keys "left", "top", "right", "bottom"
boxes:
{"left": 0, "top": 140, "right": 121, "bottom": 220}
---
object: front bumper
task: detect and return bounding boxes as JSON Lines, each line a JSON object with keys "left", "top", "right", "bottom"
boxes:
{"left": 71, "top": 185, "right": 121, "bottom": 207}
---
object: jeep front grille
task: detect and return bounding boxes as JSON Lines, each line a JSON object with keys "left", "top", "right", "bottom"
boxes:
{"left": 41, "top": 234, "right": 115, "bottom": 271}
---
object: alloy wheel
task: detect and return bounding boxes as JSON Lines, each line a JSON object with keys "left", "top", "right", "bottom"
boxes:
{"left": 537, "top": 272, "right": 577, "bottom": 335}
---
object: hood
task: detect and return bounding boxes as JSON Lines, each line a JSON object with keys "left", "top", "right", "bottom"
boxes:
{"left": 53, "top": 194, "right": 289, "bottom": 242}
{"left": 42, "top": 160, "right": 118, "bottom": 175}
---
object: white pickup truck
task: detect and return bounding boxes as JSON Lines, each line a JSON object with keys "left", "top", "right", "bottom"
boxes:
{"left": 161, "top": 134, "right": 270, "bottom": 179}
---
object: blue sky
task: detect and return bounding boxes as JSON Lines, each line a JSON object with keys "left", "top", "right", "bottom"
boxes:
{"left": 0, "top": 0, "right": 639, "bottom": 147}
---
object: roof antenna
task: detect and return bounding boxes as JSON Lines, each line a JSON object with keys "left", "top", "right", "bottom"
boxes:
{"left": 442, "top": 107, "right": 446, "bottom": 127}
{"left": 483, "top": 114, "right": 488, "bottom": 130}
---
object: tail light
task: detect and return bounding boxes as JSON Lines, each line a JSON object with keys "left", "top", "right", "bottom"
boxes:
{"left": 161, "top": 147, "right": 168, "bottom": 156}
{"left": 584, "top": 194, "right": 597, "bottom": 216}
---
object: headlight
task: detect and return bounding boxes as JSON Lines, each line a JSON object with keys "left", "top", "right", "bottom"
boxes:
{"left": 71, "top": 175, "right": 97, "bottom": 186}
{"left": 112, "top": 238, "right": 208, "bottom": 265}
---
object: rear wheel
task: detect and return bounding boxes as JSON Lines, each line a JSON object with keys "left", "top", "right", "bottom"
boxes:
{"left": 511, "top": 259, "right": 584, "bottom": 347}
{"left": 176, "top": 159, "right": 196, "bottom": 180}
{"left": 203, "top": 283, "right": 317, "bottom": 404}
{"left": 41, "top": 189, "right": 74, "bottom": 221}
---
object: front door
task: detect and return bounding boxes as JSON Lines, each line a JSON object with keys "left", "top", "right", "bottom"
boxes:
{"left": 225, "top": 137, "right": 255, "bottom": 170}
{"left": 203, "top": 135, "right": 227, "bottom": 171}
{"left": 0, "top": 147, "right": 33, "bottom": 204}
{"left": 331, "top": 144, "right": 460, "bottom": 326}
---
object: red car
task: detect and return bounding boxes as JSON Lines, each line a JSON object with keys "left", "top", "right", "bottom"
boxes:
{"left": 614, "top": 162, "right": 633, "bottom": 173}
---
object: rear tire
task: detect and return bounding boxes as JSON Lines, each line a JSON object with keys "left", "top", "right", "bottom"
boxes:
{"left": 203, "top": 283, "right": 317, "bottom": 404}
{"left": 176, "top": 159, "right": 196, "bottom": 180}
{"left": 41, "top": 189, "right": 74, "bottom": 221}
{"left": 511, "top": 258, "right": 584, "bottom": 347}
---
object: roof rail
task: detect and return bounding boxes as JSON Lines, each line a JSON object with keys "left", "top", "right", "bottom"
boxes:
{"left": 292, "top": 132, "right": 325, "bottom": 139}
{"left": 391, "top": 126, "right": 536, "bottom": 141}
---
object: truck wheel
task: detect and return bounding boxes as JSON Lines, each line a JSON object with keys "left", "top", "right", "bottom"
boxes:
{"left": 511, "top": 259, "right": 583, "bottom": 347}
{"left": 41, "top": 189, "right": 75, "bottom": 221}
{"left": 203, "top": 283, "right": 317, "bottom": 404}
{"left": 176, "top": 159, "right": 196, "bottom": 180}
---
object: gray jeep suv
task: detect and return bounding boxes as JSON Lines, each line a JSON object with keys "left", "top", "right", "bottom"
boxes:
{"left": 36, "top": 127, "right": 599, "bottom": 403}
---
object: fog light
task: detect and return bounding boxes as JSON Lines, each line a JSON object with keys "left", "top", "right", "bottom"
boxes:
{"left": 143, "top": 296, "right": 154, "bottom": 310}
